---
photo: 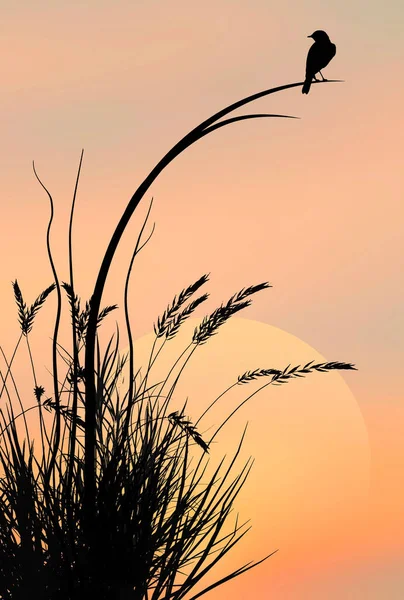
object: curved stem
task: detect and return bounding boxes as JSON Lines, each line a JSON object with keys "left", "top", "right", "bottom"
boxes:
{"left": 32, "top": 163, "right": 62, "bottom": 489}
{"left": 66, "top": 149, "right": 84, "bottom": 576}
{"left": 83, "top": 78, "right": 342, "bottom": 540}
{"left": 120, "top": 199, "right": 155, "bottom": 458}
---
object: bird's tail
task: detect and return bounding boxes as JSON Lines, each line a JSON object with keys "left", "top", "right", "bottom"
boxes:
{"left": 302, "top": 77, "right": 312, "bottom": 94}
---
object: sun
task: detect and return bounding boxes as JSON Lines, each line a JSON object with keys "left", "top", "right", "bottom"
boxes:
{"left": 119, "top": 316, "right": 370, "bottom": 593}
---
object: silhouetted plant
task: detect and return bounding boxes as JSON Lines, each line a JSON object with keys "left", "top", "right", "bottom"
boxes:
{"left": 0, "top": 78, "right": 346, "bottom": 599}
{"left": 0, "top": 271, "right": 354, "bottom": 599}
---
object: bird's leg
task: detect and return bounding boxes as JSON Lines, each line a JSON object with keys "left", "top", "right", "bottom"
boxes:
{"left": 319, "top": 70, "right": 328, "bottom": 82}
{"left": 312, "top": 74, "right": 320, "bottom": 82}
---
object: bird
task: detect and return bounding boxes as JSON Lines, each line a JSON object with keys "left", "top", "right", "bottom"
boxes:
{"left": 302, "top": 30, "right": 336, "bottom": 94}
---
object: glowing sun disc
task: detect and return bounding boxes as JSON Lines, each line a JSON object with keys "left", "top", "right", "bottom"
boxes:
{"left": 119, "top": 317, "right": 370, "bottom": 566}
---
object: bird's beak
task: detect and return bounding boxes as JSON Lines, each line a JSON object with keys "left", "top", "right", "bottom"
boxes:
{"left": 307, "top": 34, "right": 313, "bottom": 38}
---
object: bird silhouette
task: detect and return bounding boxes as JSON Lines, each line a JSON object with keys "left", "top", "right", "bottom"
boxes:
{"left": 302, "top": 30, "right": 336, "bottom": 94}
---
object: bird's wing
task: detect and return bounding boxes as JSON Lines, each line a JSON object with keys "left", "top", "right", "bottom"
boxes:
{"left": 322, "top": 43, "right": 336, "bottom": 68}
{"left": 306, "top": 42, "right": 336, "bottom": 76}
{"left": 305, "top": 44, "right": 321, "bottom": 76}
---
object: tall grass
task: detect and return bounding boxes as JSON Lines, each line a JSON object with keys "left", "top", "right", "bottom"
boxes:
{"left": 0, "top": 78, "right": 348, "bottom": 599}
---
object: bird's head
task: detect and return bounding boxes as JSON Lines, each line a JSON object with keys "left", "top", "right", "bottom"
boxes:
{"left": 308, "top": 30, "right": 331, "bottom": 42}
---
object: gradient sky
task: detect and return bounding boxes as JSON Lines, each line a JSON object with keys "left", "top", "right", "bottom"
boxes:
{"left": 0, "top": 1, "right": 403, "bottom": 597}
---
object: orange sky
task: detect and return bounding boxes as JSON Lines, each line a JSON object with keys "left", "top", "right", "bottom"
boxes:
{"left": 0, "top": 1, "right": 403, "bottom": 597}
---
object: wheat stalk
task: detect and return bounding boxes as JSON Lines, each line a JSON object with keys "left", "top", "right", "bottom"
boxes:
{"left": 12, "top": 280, "right": 55, "bottom": 336}
{"left": 237, "top": 368, "right": 283, "bottom": 383}
{"left": 193, "top": 282, "right": 271, "bottom": 345}
{"left": 165, "top": 294, "right": 209, "bottom": 340}
{"left": 270, "top": 360, "right": 357, "bottom": 385}
{"left": 154, "top": 274, "right": 209, "bottom": 337}
{"left": 168, "top": 410, "right": 210, "bottom": 453}
{"left": 62, "top": 282, "right": 118, "bottom": 341}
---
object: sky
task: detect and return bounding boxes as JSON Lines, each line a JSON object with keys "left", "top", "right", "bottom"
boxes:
{"left": 0, "top": 1, "right": 403, "bottom": 597}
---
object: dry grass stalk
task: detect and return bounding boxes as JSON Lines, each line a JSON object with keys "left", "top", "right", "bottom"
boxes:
{"left": 168, "top": 410, "right": 210, "bottom": 453}
{"left": 61, "top": 282, "right": 117, "bottom": 342}
{"left": 192, "top": 282, "right": 271, "bottom": 345}
{"left": 12, "top": 280, "right": 55, "bottom": 336}
{"left": 154, "top": 274, "right": 209, "bottom": 338}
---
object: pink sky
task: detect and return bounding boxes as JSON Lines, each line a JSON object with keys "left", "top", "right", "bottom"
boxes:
{"left": 0, "top": 1, "right": 403, "bottom": 597}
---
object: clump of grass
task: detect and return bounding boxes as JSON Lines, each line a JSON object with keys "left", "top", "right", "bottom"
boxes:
{"left": 0, "top": 271, "right": 356, "bottom": 599}
{"left": 0, "top": 77, "right": 346, "bottom": 598}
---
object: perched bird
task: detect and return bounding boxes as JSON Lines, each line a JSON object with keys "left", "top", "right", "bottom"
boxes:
{"left": 302, "top": 30, "right": 336, "bottom": 94}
